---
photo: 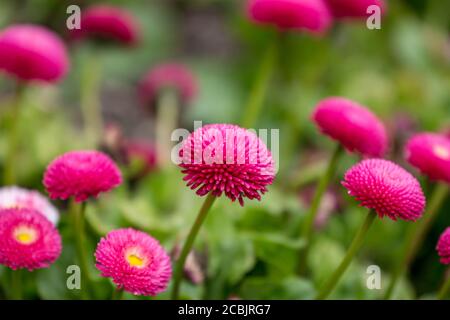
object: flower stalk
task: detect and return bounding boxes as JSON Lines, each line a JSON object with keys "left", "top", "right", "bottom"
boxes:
{"left": 156, "top": 88, "right": 179, "bottom": 167}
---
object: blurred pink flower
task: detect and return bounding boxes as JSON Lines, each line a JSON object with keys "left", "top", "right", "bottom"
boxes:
{"left": 0, "top": 24, "right": 69, "bottom": 82}
{"left": 43, "top": 150, "right": 122, "bottom": 202}
{"left": 124, "top": 140, "right": 157, "bottom": 177}
{"left": 0, "top": 208, "right": 62, "bottom": 271}
{"left": 95, "top": 228, "right": 172, "bottom": 296}
{"left": 325, "top": 0, "right": 386, "bottom": 19}
{"left": 247, "top": 0, "right": 332, "bottom": 34}
{"left": 342, "top": 159, "right": 425, "bottom": 221}
{"left": 179, "top": 124, "right": 275, "bottom": 206}
{"left": 405, "top": 133, "right": 450, "bottom": 184}
{"left": 312, "top": 97, "right": 388, "bottom": 157}
{"left": 437, "top": 227, "right": 450, "bottom": 265}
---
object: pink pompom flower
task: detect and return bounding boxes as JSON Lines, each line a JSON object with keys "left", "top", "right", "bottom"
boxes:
{"left": 179, "top": 124, "right": 275, "bottom": 206}
{"left": 95, "top": 228, "right": 172, "bottom": 296}
{"left": 0, "top": 208, "right": 62, "bottom": 270}
{"left": 437, "top": 227, "right": 450, "bottom": 265}
{"left": 312, "top": 97, "right": 388, "bottom": 157}
{"left": 342, "top": 159, "right": 426, "bottom": 221}
{"left": 247, "top": 0, "right": 332, "bottom": 34}
{"left": 405, "top": 133, "right": 450, "bottom": 184}
{"left": 43, "top": 150, "right": 122, "bottom": 202}
{"left": 139, "top": 63, "right": 198, "bottom": 107}
{"left": 71, "top": 5, "right": 139, "bottom": 45}
{"left": 325, "top": 0, "right": 386, "bottom": 19}
{"left": 0, "top": 186, "right": 59, "bottom": 225}
{"left": 0, "top": 24, "right": 69, "bottom": 82}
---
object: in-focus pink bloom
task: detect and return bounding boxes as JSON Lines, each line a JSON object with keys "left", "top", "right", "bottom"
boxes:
{"left": 312, "top": 97, "right": 388, "bottom": 157}
{"left": 139, "top": 63, "right": 198, "bottom": 107}
{"left": 0, "top": 208, "right": 62, "bottom": 270}
{"left": 43, "top": 150, "right": 122, "bottom": 202}
{"left": 124, "top": 140, "right": 157, "bottom": 176}
{"left": 342, "top": 159, "right": 426, "bottom": 221}
{"left": 325, "top": 0, "right": 385, "bottom": 19}
{"left": 0, "top": 186, "right": 59, "bottom": 225}
{"left": 95, "top": 228, "right": 172, "bottom": 296}
{"left": 437, "top": 227, "right": 450, "bottom": 265}
{"left": 71, "top": 5, "right": 139, "bottom": 45}
{"left": 405, "top": 133, "right": 450, "bottom": 184}
{"left": 247, "top": 0, "right": 332, "bottom": 34}
{"left": 179, "top": 124, "right": 275, "bottom": 206}
{"left": 0, "top": 24, "right": 69, "bottom": 82}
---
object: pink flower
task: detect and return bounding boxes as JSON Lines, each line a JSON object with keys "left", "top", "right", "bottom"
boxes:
{"left": 0, "top": 208, "right": 62, "bottom": 270}
{"left": 124, "top": 140, "right": 157, "bottom": 176}
{"left": 139, "top": 63, "right": 198, "bottom": 107}
{"left": 405, "top": 133, "right": 450, "bottom": 184}
{"left": 0, "top": 24, "right": 69, "bottom": 82}
{"left": 179, "top": 124, "right": 275, "bottom": 206}
{"left": 436, "top": 227, "right": 450, "bottom": 265}
{"left": 325, "top": 0, "right": 386, "bottom": 19}
{"left": 71, "top": 5, "right": 139, "bottom": 45}
{"left": 342, "top": 159, "right": 425, "bottom": 221}
{"left": 95, "top": 228, "right": 172, "bottom": 296}
{"left": 312, "top": 97, "right": 388, "bottom": 157}
{"left": 247, "top": 0, "right": 332, "bottom": 34}
{"left": 43, "top": 150, "right": 122, "bottom": 202}
{"left": 0, "top": 186, "right": 59, "bottom": 225}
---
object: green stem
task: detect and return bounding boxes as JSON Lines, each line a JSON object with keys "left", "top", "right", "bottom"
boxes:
{"left": 383, "top": 183, "right": 448, "bottom": 299}
{"left": 316, "top": 210, "right": 377, "bottom": 300}
{"left": 438, "top": 270, "right": 450, "bottom": 300}
{"left": 3, "top": 82, "right": 26, "bottom": 185}
{"left": 112, "top": 288, "right": 124, "bottom": 300}
{"left": 156, "top": 89, "right": 179, "bottom": 167}
{"left": 171, "top": 193, "right": 216, "bottom": 300}
{"left": 70, "top": 199, "right": 91, "bottom": 300}
{"left": 240, "top": 34, "right": 278, "bottom": 128}
{"left": 11, "top": 269, "right": 21, "bottom": 300}
{"left": 298, "top": 144, "right": 343, "bottom": 274}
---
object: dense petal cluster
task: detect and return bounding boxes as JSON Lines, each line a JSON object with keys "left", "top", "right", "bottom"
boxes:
{"left": 0, "top": 187, "right": 59, "bottom": 225}
{"left": 179, "top": 124, "right": 275, "bottom": 206}
{"left": 312, "top": 97, "right": 388, "bottom": 157}
{"left": 95, "top": 228, "right": 172, "bottom": 296}
{"left": 71, "top": 5, "right": 139, "bottom": 45}
{"left": 43, "top": 150, "right": 122, "bottom": 202}
{"left": 325, "top": 0, "right": 385, "bottom": 19}
{"left": 342, "top": 159, "right": 425, "bottom": 221}
{"left": 436, "top": 228, "right": 450, "bottom": 265}
{"left": 139, "top": 63, "right": 197, "bottom": 106}
{"left": 405, "top": 133, "right": 450, "bottom": 184}
{"left": 0, "top": 208, "right": 62, "bottom": 270}
{"left": 0, "top": 24, "right": 69, "bottom": 82}
{"left": 247, "top": 0, "right": 332, "bottom": 33}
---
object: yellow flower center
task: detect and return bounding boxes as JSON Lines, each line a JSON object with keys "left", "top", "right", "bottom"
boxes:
{"left": 433, "top": 144, "right": 450, "bottom": 160}
{"left": 127, "top": 254, "right": 144, "bottom": 267}
{"left": 125, "top": 248, "right": 147, "bottom": 268}
{"left": 13, "top": 225, "right": 38, "bottom": 245}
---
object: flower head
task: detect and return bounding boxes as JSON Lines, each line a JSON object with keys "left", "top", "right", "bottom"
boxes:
{"left": 405, "top": 133, "right": 450, "bottom": 184}
{"left": 95, "top": 228, "right": 172, "bottom": 296}
{"left": 0, "top": 24, "right": 69, "bottom": 82}
{"left": 325, "top": 0, "right": 386, "bottom": 19}
{"left": 0, "top": 208, "right": 62, "bottom": 270}
{"left": 247, "top": 0, "right": 332, "bottom": 34}
{"left": 312, "top": 97, "right": 388, "bottom": 157}
{"left": 436, "top": 227, "right": 450, "bottom": 265}
{"left": 71, "top": 5, "right": 139, "bottom": 45}
{"left": 0, "top": 186, "right": 59, "bottom": 225}
{"left": 342, "top": 159, "right": 425, "bottom": 221}
{"left": 139, "top": 63, "right": 197, "bottom": 107}
{"left": 179, "top": 124, "right": 275, "bottom": 206}
{"left": 124, "top": 140, "right": 157, "bottom": 177}
{"left": 43, "top": 150, "right": 122, "bottom": 202}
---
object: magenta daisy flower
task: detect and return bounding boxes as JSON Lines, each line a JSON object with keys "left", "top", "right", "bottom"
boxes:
{"left": 0, "top": 186, "right": 59, "bottom": 225}
{"left": 325, "top": 0, "right": 386, "bottom": 19}
{"left": 43, "top": 150, "right": 122, "bottom": 202}
{"left": 405, "top": 133, "right": 450, "bottom": 184}
{"left": 95, "top": 228, "right": 172, "bottom": 296}
{"left": 342, "top": 159, "right": 426, "bottom": 221}
{"left": 0, "top": 24, "right": 69, "bottom": 82}
{"left": 247, "top": 0, "right": 332, "bottom": 34}
{"left": 437, "top": 228, "right": 450, "bottom": 265}
{"left": 138, "top": 63, "right": 198, "bottom": 107}
{"left": 179, "top": 124, "right": 275, "bottom": 206}
{"left": 312, "top": 97, "right": 388, "bottom": 157}
{"left": 0, "top": 208, "right": 62, "bottom": 270}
